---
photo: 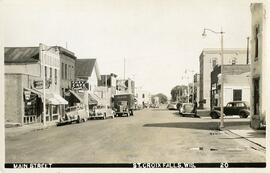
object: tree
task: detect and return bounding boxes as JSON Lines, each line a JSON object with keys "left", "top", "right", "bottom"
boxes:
{"left": 170, "top": 85, "right": 188, "bottom": 102}
{"left": 152, "top": 93, "right": 168, "bottom": 104}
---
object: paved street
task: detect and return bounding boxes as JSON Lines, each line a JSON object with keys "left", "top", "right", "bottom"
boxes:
{"left": 5, "top": 108, "right": 265, "bottom": 163}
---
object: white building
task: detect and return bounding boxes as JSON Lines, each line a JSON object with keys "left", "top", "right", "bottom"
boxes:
{"left": 250, "top": 3, "right": 269, "bottom": 129}
{"left": 210, "top": 65, "right": 250, "bottom": 108}
{"left": 199, "top": 48, "right": 248, "bottom": 109}
{"left": 135, "top": 87, "right": 151, "bottom": 108}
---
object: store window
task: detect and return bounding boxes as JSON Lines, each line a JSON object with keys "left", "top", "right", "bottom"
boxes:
{"left": 52, "top": 105, "right": 58, "bottom": 114}
{"left": 24, "top": 94, "right": 38, "bottom": 116}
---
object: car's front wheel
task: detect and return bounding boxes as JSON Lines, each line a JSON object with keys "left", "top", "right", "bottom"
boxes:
{"left": 210, "top": 112, "right": 220, "bottom": 119}
{"left": 239, "top": 112, "right": 248, "bottom": 118}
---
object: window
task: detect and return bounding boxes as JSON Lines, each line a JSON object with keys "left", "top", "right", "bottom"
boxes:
{"left": 50, "top": 67, "right": 52, "bottom": 80}
{"left": 235, "top": 102, "right": 245, "bottom": 107}
{"left": 226, "top": 103, "right": 233, "bottom": 107}
{"left": 55, "top": 69, "right": 57, "bottom": 85}
{"left": 233, "top": 89, "right": 242, "bottom": 101}
{"left": 52, "top": 105, "right": 58, "bottom": 114}
{"left": 142, "top": 94, "right": 145, "bottom": 98}
{"left": 232, "top": 58, "right": 237, "bottom": 65}
{"left": 212, "top": 59, "right": 217, "bottom": 69}
{"left": 62, "top": 63, "right": 64, "bottom": 79}
{"left": 65, "top": 64, "right": 67, "bottom": 80}
{"left": 45, "top": 66, "right": 47, "bottom": 80}
{"left": 255, "top": 25, "right": 259, "bottom": 61}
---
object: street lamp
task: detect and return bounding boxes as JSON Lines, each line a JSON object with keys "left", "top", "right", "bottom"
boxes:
{"left": 41, "top": 45, "right": 59, "bottom": 126}
{"left": 202, "top": 28, "right": 225, "bottom": 129}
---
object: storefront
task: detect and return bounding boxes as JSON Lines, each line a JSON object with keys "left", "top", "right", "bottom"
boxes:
{"left": 23, "top": 88, "right": 43, "bottom": 124}
{"left": 23, "top": 88, "right": 68, "bottom": 124}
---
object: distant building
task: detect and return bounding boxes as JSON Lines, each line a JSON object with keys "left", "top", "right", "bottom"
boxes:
{"left": 74, "top": 59, "right": 102, "bottom": 110}
{"left": 97, "top": 73, "right": 118, "bottom": 107}
{"left": 116, "top": 78, "right": 135, "bottom": 95}
{"left": 199, "top": 48, "right": 248, "bottom": 109}
{"left": 135, "top": 87, "right": 151, "bottom": 108}
{"left": 210, "top": 65, "right": 250, "bottom": 109}
{"left": 4, "top": 43, "right": 68, "bottom": 126}
{"left": 75, "top": 59, "right": 101, "bottom": 92}
{"left": 250, "top": 3, "right": 268, "bottom": 129}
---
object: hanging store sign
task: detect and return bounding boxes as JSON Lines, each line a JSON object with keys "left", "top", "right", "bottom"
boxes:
{"left": 33, "top": 80, "right": 51, "bottom": 89}
{"left": 24, "top": 91, "right": 31, "bottom": 100}
{"left": 71, "top": 81, "right": 89, "bottom": 90}
{"left": 64, "top": 91, "right": 71, "bottom": 97}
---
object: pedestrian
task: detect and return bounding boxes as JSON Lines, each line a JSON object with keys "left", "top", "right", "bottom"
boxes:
{"left": 193, "top": 101, "right": 199, "bottom": 118}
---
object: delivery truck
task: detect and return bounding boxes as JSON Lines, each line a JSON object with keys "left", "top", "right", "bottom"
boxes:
{"left": 113, "top": 93, "right": 135, "bottom": 117}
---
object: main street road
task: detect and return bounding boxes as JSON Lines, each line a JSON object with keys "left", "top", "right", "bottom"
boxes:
{"left": 5, "top": 108, "right": 265, "bottom": 163}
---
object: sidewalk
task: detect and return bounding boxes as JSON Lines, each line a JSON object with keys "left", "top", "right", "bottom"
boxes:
{"left": 5, "top": 122, "right": 56, "bottom": 137}
{"left": 225, "top": 128, "right": 266, "bottom": 148}
{"left": 197, "top": 109, "right": 210, "bottom": 117}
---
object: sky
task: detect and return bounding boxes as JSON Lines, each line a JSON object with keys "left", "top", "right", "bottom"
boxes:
{"left": 3, "top": 0, "right": 253, "bottom": 97}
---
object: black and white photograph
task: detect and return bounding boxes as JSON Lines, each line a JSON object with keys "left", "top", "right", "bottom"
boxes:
{"left": 1, "top": 0, "right": 269, "bottom": 172}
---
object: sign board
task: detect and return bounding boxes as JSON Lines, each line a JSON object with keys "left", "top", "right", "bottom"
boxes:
{"left": 33, "top": 80, "right": 51, "bottom": 89}
{"left": 24, "top": 91, "right": 31, "bottom": 100}
{"left": 71, "top": 81, "right": 89, "bottom": 90}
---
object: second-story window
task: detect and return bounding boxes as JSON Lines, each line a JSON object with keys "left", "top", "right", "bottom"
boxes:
{"left": 55, "top": 69, "right": 57, "bottom": 85}
{"left": 45, "top": 66, "right": 47, "bottom": 80}
{"left": 62, "top": 63, "right": 64, "bottom": 79}
{"left": 50, "top": 67, "right": 52, "bottom": 81}
{"left": 255, "top": 25, "right": 259, "bottom": 61}
{"left": 65, "top": 64, "right": 67, "bottom": 80}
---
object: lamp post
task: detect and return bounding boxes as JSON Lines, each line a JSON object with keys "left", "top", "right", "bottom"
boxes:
{"left": 202, "top": 28, "right": 225, "bottom": 129}
{"left": 41, "top": 45, "right": 58, "bottom": 126}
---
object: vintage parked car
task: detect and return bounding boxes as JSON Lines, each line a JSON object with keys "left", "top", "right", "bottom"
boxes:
{"left": 57, "top": 105, "right": 88, "bottom": 126}
{"left": 210, "top": 101, "right": 250, "bottom": 119}
{"left": 167, "top": 102, "right": 178, "bottom": 110}
{"left": 179, "top": 103, "right": 196, "bottom": 116}
{"left": 89, "top": 105, "right": 115, "bottom": 120}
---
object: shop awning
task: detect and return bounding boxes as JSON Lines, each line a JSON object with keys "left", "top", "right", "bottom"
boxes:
{"left": 76, "top": 92, "right": 98, "bottom": 105}
{"left": 46, "top": 93, "right": 68, "bottom": 105}
{"left": 24, "top": 88, "right": 68, "bottom": 105}
{"left": 89, "top": 92, "right": 101, "bottom": 105}
{"left": 69, "top": 90, "right": 84, "bottom": 103}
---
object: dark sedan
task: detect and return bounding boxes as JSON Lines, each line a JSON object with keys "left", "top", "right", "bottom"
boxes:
{"left": 210, "top": 101, "right": 250, "bottom": 119}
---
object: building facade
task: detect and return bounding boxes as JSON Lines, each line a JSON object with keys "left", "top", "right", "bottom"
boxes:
{"left": 210, "top": 65, "right": 250, "bottom": 108}
{"left": 199, "top": 48, "right": 248, "bottom": 109}
{"left": 250, "top": 3, "right": 269, "bottom": 129}
{"left": 75, "top": 59, "right": 101, "bottom": 111}
{"left": 5, "top": 43, "right": 68, "bottom": 126}
{"left": 59, "top": 47, "right": 77, "bottom": 100}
